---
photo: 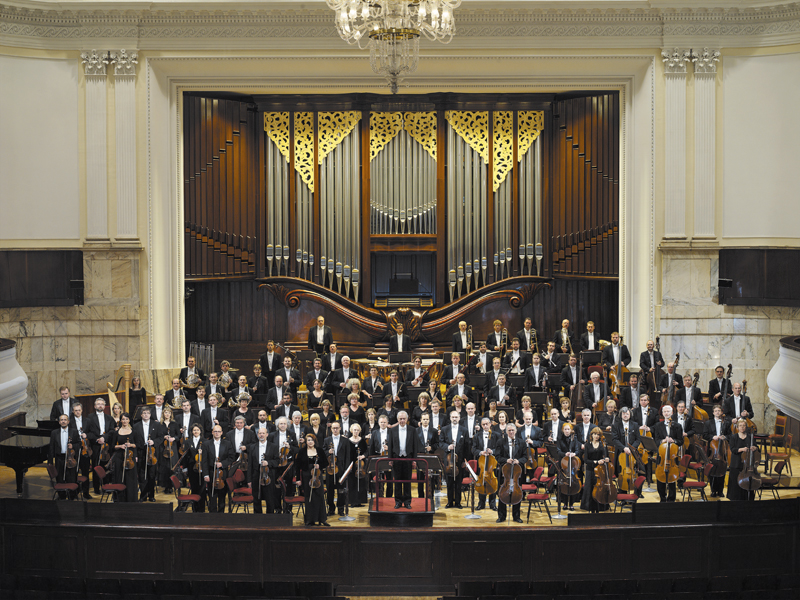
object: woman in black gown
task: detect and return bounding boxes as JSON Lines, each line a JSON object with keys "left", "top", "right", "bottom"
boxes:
{"left": 347, "top": 394, "right": 366, "bottom": 427}
{"left": 581, "top": 427, "right": 611, "bottom": 512}
{"left": 347, "top": 423, "right": 369, "bottom": 507}
{"left": 559, "top": 397, "right": 575, "bottom": 426}
{"left": 556, "top": 423, "right": 582, "bottom": 510}
{"left": 363, "top": 409, "right": 380, "bottom": 441}
{"left": 110, "top": 402, "right": 123, "bottom": 430}
{"left": 377, "top": 396, "right": 399, "bottom": 427}
{"left": 319, "top": 399, "right": 337, "bottom": 434}
{"left": 307, "top": 413, "right": 325, "bottom": 446}
{"left": 158, "top": 407, "right": 182, "bottom": 493}
{"left": 427, "top": 380, "right": 443, "bottom": 405}
{"left": 411, "top": 393, "right": 432, "bottom": 427}
{"left": 129, "top": 376, "right": 147, "bottom": 415}
{"left": 110, "top": 413, "right": 138, "bottom": 502}
{"left": 296, "top": 433, "right": 330, "bottom": 526}
{"left": 727, "top": 419, "right": 758, "bottom": 501}
{"left": 596, "top": 400, "right": 618, "bottom": 432}
{"left": 308, "top": 378, "right": 326, "bottom": 409}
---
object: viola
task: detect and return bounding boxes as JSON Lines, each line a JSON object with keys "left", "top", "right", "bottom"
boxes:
{"left": 123, "top": 442, "right": 136, "bottom": 470}
{"left": 474, "top": 453, "right": 498, "bottom": 496}
{"left": 99, "top": 441, "right": 111, "bottom": 464}
{"left": 66, "top": 444, "right": 78, "bottom": 470}
{"left": 592, "top": 454, "right": 618, "bottom": 505}
{"left": 146, "top": 435, "right": 158, "bottom": 466}
{"left": 278, "top": 442, "right": 290, "bottom": 467}
{"left": 355, "top": 455, "right": 367, "bottom": 479}
{"left": 444, "top": 449, "right": 459, "bottom": 478}
{"left": 259, "top": 452, "right": 271, "bottom": 487}
{"left": 498, "top": 461, "right": 523, "bottom": 506}
{"left": 326, "top": 443, "right": 340, "bottom": 476}
{"left": 213, "top": 465, "right": 226, "bottom": 490}
{"left": 310, "top": 462, "right": 322, "bottom": 489}
{"left": 79, "top": 428, "right": 92, "bottom": 458}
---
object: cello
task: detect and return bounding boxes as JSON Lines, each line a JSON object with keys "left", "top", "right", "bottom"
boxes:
{"left": 655, "top": 438, "right": 680, "bottom": 485}
{"left": 591, "top": 448, "right": 618, "bottom": 505}
{"left": 498, "top": 460, "right": 523, "bottom": 507}
{"left": 608, "top": 335, "right": 630, "bottom": 398}
{"left": 737, "top": 431, "right": 762, "bottom": 493}
{"left": 708, "top": 425, "right": 729, "bottom": 479}
{"left": 474, "top": 452, "right": 499, "bottom": 496}
{"left": 559, "top": 452, "right": 582, "bottom": 497}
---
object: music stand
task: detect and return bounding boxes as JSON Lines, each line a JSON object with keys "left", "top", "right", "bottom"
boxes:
{"left": 507, "top": 374, "right": 526, "bottom": 390}
{"left": 470, "top": 373, "right": 487, "bottom": 391}
{"left": 546, "top": 373, "right": 562, "bottom": 391}
{"left": 581, "top": 350, "right": 602, "bottom": 366}
{"left": 463, "top": 460, "right": 481, "bottom": 519}
{"left": 544, "top": 442, "right": 568, "bottom": 520}
{"left": 389, "top": 352, "right": 413, "bottom": 364}
{"left": 417, "top": 453, "right": 444, "bottom": 512}
{"left": 133, "top": 404, "right": 155, "bottom": 422}
{"left": 497, "top": 406, "right": 515, "bottom": 423}
{"left": 638, "top": 434, "right": 659, "bottom": 493}
{"left": 406, "top": 387, "right": 425, "bottom": 407}
{"left": 338, "top": 462, "right": 356, "bottom": 521}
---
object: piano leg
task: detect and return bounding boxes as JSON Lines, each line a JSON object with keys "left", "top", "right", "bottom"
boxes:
{"left": 11, "top": 464, "right": 30, "bottom": 496}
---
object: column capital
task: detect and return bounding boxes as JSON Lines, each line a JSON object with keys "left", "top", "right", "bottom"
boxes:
{"left": 691, "top": 48, "right": 721, "bottom": 75}
{"left": 661, "top": 47, "right": 691, "bottom": 75}
{"left": 81, "top": 49, "right": 108, "bottom": 76}
{"left": 109, "top": 49, "right": 139, "bottom": 77}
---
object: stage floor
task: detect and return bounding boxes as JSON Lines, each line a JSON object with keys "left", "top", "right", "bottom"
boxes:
{"left": 2, "top": 455, "right": 798, "bottom": 528}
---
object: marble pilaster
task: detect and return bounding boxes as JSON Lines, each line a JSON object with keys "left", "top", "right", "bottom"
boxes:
{"left": 692, "top": 48, "right": 720, "bottom": 239}
{"left": 110, "top": 50, "right": 139, "bottom": 241}
{"left": 81, "top": 50, "right": 110, "bottom": 241}
{"left": 662, "top": 48, "right": 691, "bottom": 239}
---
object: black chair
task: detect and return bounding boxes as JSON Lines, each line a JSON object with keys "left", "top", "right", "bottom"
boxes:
{"left": 227, "top": 581, "right": 263, "bottom": 597}
{"left": 603, "top": 580, "right": 638, "bottom": 595}
{"left": 494, "top": 581, "right": 530, "bottom": 596}
{"left": 457, "top": 582, "right": 493, "bottom": 597}
{"left": 672, "top": 577, "right": 708, "bottom": 594}
{"left": 190, "top": 580, "right": 228, "bottom": 597}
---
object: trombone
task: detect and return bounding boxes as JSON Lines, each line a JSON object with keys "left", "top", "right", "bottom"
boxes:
{"left": 466, "top": 325, "right": 473, "bottom": 352}
{"left": 561, "top": 328, "right": 574, "bottom": 356}
{"left": 501, "top": 327, "right": 508, "bottom": 357}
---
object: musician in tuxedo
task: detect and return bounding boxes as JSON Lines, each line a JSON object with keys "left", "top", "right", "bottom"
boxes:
{"left": 324, "top": 421, "right": 352, "bottom": 515}
{"left": 369, "top": 415, "right": 393, "bottom": 498}
{"left": 321, "top": 343, "right": 343, "bottom": 374}
{"left": 639, "top": 340, "right": 664, "bottom": 391}
{"left": 289, "top": 411, "right": 309, "bottom": 447}
{"left": 502, "top": 338, "right": 528, "bottom": 375}
{"left": 486, "top": 320, "right": 506, "bottom": 354}
{"left": 541, "top": 408, "right": 566, "bottom": 449}
{"left": 68, "top": 402, "right": 92, "bottom": 498}
{"left": 328, "top": 356, "right": 356, "bottom": 396}
{"left": 516, "top": 317, "right": 538, "bottom": 354}
{"left": 523, "top": 354, "right": 548, "bottom": 392}
{"left": 204, "top": 373, "right": 227, "bottom": 403}
{"left": 487, "top": 373, "right": 516, "bottom": 408}
{"left": 388, "top": 323, "right": 410, "bottom": 354}
{"left": 583, "top": 371, "right": 610, "bottom": 412}
{"left": 50, "top": 386, "right": 75, "bottom": 422}
{"left": 179, "top": 356, "right": 206, "bottom": 401}
{"left": 277, "top": 356, "right": 301, "bottom": 401}
{"left": 611, "top": 407, "right": 641, "bottom": 475}
{"left": 473, "top": 342, "right": 490, "bottom": 374}
{"left": 602, "top": 332, "right": 632, "bottom": 374}
{"left": 303, "top": 358, "right": 329, "bottom": 391}
{"left": 632, "top": 394, "right": 659, "bottom": 432}
{"left": 618, "top": 373, "right": 646, "bottom": 410}
{"left": 383, "top": 370, "right": 407, "bottom": 405}
{"left": 258, "top": 340, "right": 282, "bottom": 388}
{"left": 163, "top": 378, "right": 186, "bottom": 409}
{"left": 386, "top": 411, "right": 421, "bottom": 509}
{"left": 541, "top": 341, "right": 562, "bottom": 374}
{"left": 415, "top": 413, "right": 439, "bottom": 498}
{"left": 473, "top": 417, "right": 501, "bottom": 510}
{"left": 274, "top": 390, "right": 300, "bottom": 422}
{"left": 439, "top": 410, "right": 468, "bottom": 509}
{"left": 149, "top": 394, "right": 167, "bottom": 424}
{"left": 405, "top": 356, "right": 430, "bottom": 388}
{"left": 453, "top": 320, "right": 471, "bottom": 353}
{"left": 266, "top": 376, "right": 292, "bottom": 412}
{"left": 659, "top": 361, "right": 682, "bottom": 394}
{"left": 652, "top": 404, "right": 684, "bottom": 502}
{"left": 463, "top": 402, "right": 481, "bottom": 452}
{"left": 230, "top": 375, "right": 255, "bottom": 409}
{"left": 674, "top": 400, "right": 695, "bottom": 443}
{"left": 176, "top": 399, "right": 202, "bottom": 442}
{"left": 723, "top": 382, "right": 754, "bottom": 424}
{"left": 446, "top": 373, "right": 475, "bottom": 405}
{"left": 363, "top": 365, "right": 385, "bottom": 403}
{"left": 252, "top": 409, "right": 274, "bottom": 436}
{"left": 484, "top": 356, "right": 503, "bottom": 396}
{"left": 248, "top": 364, "right": 269, "bottom": 397}
{"left": 708, "top": 366, "right": 732, "bottom": 403}
{"left": 308, "top": 315, "right": 334, "bottom": 356}
{"left": 190, "top": 385, "right": 210, "bottom": 418}
{"left": 519, "top": 410, "right": 543, "bottom": 483}
{"left": 85, "top": 397, "right": 115, "bottom": 494}
{"left": 248, "top": 426, "right": 281, "bottom": 514}
{"left": 675, "top": 374, "right": 703, "bottom": 409}
{"left": 48, "top": 414, "right": 79, "bottom": 498}
{"left": 580, "top": 321, "right": 600, "bottom": 352}
{"left": 203, "top": 425, "right": 235, "bottom": 512}
{"left": 702, "top": 404, "right": 731, "bottom": 497}
{"left": 560, "top": 354, "right": 584, "bottom": 397}
{"left": 441, "top": 352, "right": 471, "bottom": 386}
{"left": 575, "top": 409, "right": 596, "bottom": 449}
{"left": 201, "top": 393, "right": 230, "bottom": 438}
{"left": 268, "top": 416, "right": 299, "bottom": 502}
{"left": 495, "top": 423, "right": 527, "bottom": 523}
{"left": 553, "top": 319, "right": 577, "bottom": 355}
{"left": 226, "top": 415, "right": 258, "bottom": 464}
{"left": 133, "top": 407, "right": 163, "bottom": 501}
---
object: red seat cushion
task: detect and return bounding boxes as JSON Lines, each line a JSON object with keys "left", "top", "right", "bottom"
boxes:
{"left": 520, "top": 484, "right": 537, "bottom": 491}
{"left": 526, "top": 493, "right": 550, "bottom": 500}
{"left": 231, "top": 495, "right": 253, "bottom": 503}
{"left": 460, "top": 478, "right": 472, "bottom": 485}
{"left": 616, "top": 493, "right": 638, "bottom": 501}
{"left": 178, "top": 494, "right": 201, "bottom": 502}
{"left": 232, "top": 486, "right": 252, "bottom": 496}
{"left": 54, "top": 483, "right": 79, "bottom": 491}
{"left": 286, "top": 496, "right": 305, "bottom": 503}
{"left": 682, "top": 482, "right": 707, "bottom": 489}
{"left": 102, "top": 484, "right": 126, "bottom": 491}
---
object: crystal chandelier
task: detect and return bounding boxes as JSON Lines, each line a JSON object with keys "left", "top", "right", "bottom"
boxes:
{"left": 326, "top": 0, "right": 462, "bottom": 93}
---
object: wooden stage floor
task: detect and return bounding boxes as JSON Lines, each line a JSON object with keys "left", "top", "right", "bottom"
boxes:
{"left": 2, "top": 453, "right": 798, "bottom": 528}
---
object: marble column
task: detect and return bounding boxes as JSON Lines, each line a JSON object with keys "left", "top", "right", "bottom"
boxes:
{"left": 81, "top": 50, "right": 109, "bottom": 241}
{"left": 661, "top": 48, "right": 691, "bottom": 239}
{"left": 110, "top": 50, "right": 139, "bottom": 241}
{"left": 692, "top": 48, "right": 720, "bottom": 239}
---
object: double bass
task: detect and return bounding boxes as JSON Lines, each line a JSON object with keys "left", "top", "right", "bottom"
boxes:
{"left": 729, "top": 380, "right": 757, "bottom": 434}
{"left": 474, "top": 452, "right": 499, "bottom": 496}
{"left": 690, "top": 372, "right": 709, "bottom": 422}
{"left": 660, "top": 352, "right": 681, "bottom": 409}
{"left": 646, "top": 337, "right": 664, "bottom": 395}
{"left": 569, "top": 353, "right": 586, "bottom": 412}
{"left": 559, "top": 453, "right": 582, "bottom": 497}
{"left": 708, "top": 426, "right": 729, "bottom": 479}
{"left": 608, "top": 335, "right": 630, "bottom": 398}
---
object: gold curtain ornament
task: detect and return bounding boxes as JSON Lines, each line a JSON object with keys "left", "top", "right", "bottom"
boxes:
{"left": 445, "top": 110, "right": 489, "bottom": 164}
{"left": 369, "top": 112, "right": 404, "bottom": 160}
{"left": 318, "top": 111, "right": 362, "bottom": 164}
{"left": 264, "top": 112, "right": 290, "bottom": 163}
{"left": 294, "top": 112, "right": 315, "bottom": 193}
{"left": 493, "top": 111, "right": 514, "bottom": 192}
{"left": 403, "top": 111, "right": 437, "bottom": 161}
{"left": 517, "top": 110, "right": 544, "bottom": 161}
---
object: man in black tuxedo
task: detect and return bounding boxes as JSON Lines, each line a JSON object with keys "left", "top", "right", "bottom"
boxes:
{"left": 541, "top": 341, "right": 562, "bottom": 374}
{"left": 487, "top": 373, "right": 516, "bottom": 408}
{"left": 415, "top": 413, "right": 439, "bottom": 498}
{"left": 133, "top": 407, "right": 163, "bottom": 501}
{"left": 303, "top": 357, "right": 329, "bottom": 390}
{"left": 85, "top": 397, "right": 114, "bottom": 494}
{"left": 486, "top": 320, "right": 505, "bottom": 354}
{"left": 723, "top": 382, "right": 754, "bottom": 424}
{"left": 388, "top": 323, "right": 410, "bottom": 354}
{"left": 639, "top": 340, "right": 664, "bottom": 391}
{"left": 583, "top": 371, "right": 610, "bottom": 413}
{"left": 248, "top": 363, "right": 269, "bottom": 397}
{"left": 258, "top": 340, "right": 282, "bottom": 388}
{"left": 541, "top": 408, "right": 565, "bottom": 447}
{"left": 453, "top": 320, "right": 471, "bottom": 353}
{"left": 251, "top": 409, "right": 273, "bottom": 436}
{"left": 321, "top": 343, "right": 343, "bottom": 374}
{"left": 50, "top": 386, "right": 75, "bottom": 422}
{"left": 446, "top": 373, "right": 475, "bottom": 405}
{"left": 441, "top": 352, "right": 471, "bottom": 386}
{"left": 276, "top": 356, "right": 301, "bottom": 401}
{"left": 327, "top": 355, "right": 356, "bottom": 396}
{"left": 68, "top": 403, "right": 92, "bottom": 498}
{"left": 524, "top": 353, "right": 547, "bottom": 392}
{"left": 611, "top": 407, "right": 641, "bottom": 474}
{"left": 201, "top": 392, "right": 229, "bottom": 438}
{"left": 703, "top": 404, "right": 731, "bottom": 497}
{"left": 516, "top": 317, "right": 539, "bottom": 354}
{"left": 248, "top": 426, "right": 281, "bottom": 514}
{"left": 164, "top": 378, "right": 186, "bottom": 410}
{"left": 552, "top": 318, "right": 577, "bottom": 355}
{"left": 574, "top": 408, "right": 595, "bottom": 450}
{"left": 176, "top": 399, "right": 201, "bottom": 442}
{"left": 674, "top": 400, "right": 695, "bottom": 444}
{"left": 484, "top": 356, "right": 503, "bottom": 396}
{"left": 580, "top": 321, "right": 601, "bottom": 352}
{"left": 405, "top": 356, "right": 430, "bottom": 388}
{"left": 708, "top": 365, "right": 732, "bottom": 404}
{"left": 560, "top": 354, "right": 584, "bottom": 397}
{"left": 674, "top": 374, "right": 703, "bottom": 410}
{"left": 473, "top": 417, "right": 501, "bottom": 510}
{"left": 203, "top": 425, "right": 235, "bottom": 512}
{"left": 308, "top": 315, "right": 334, "bottom": 356}
{"left": 274, "top": 390, "right": 299, "bottom": 422}
{"left": 363, "top": 365, "right": 385, "bottom": 404}
{"left": 190, "top": 386, "right": 210, "bottom": 417}
{"left": 48, "top": 414, "right": 79, "bottom": 498}
{"left": 495, "top": 423, "right": 527, "bottom": 523}
{"left": 503, "top": 338, "right": 528, "bottom": 375}
{"left": 204, "top": 373, "right": 227, "bottom": 404}
{"left": 632, "top": 394, "right": 658, "bottom": 432}
{"left": 602, "top": 332, "right": 631, "bottom": 374}
{"left": 438, "top": 410, "right": 467, "bottom": 509}
{"left": 324, "top": 421, "right": 351, "bottom": 516}
{"left": 369, "top": 414, "right": 393, "bottom": 499}
{"left": 179, "top": 356, "right": 206, "bottom": 401}
{"left": 618, "top": 373, "right": 645, "bottom": 410}
{"left": 383, "top": 370, "right": 407, "bottom": 406}
{"left": 659, "top": 361, "right": 682, "bottom": 394}
{"left": 652, "top": 404, "right": 683, "bottom": 502}
{"left": 387, "top": 410, "right": 419, "bottom": 509}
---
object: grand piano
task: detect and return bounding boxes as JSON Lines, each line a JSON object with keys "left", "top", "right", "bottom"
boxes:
{"left": 0, "top": 420, "right": 56, "bottom": 495}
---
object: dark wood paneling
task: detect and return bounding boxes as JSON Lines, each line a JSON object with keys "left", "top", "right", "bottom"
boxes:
{"left": 630, "top": 533, "right": 705, "bottom": 576}
{"left": 719, "top": 248, "right": 800, "bottom": 307}
{"left": 275, "top": 540, "right": 346, "bottom": 578}
{"left": 177, "top": 536, "right": 257, "bottom": 578}
{"left": 713, "top": 529, "right": 792, "bottom": 575}
{"left": 0, "top": 250, "right": 82, "bottom": 308}
{"left": 89, "top": 535, "right": 167, "bottom": 576}
{"left": 9, "top": 531, "right": 79, "bottom": 575}
{"left": 359, "top": 540, "right": 433, "bottom": 580}
{"left": 451, "top": 540, "right": 525, "bottom": 578}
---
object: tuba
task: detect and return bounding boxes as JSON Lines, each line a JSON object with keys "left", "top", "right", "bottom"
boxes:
{"left": 598, "top": 339, "right": 611, "bottom": 351}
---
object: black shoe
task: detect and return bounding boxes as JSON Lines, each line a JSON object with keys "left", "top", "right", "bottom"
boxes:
{"left": 338, "top": 510, "right": 345, "bottom": 516}
{"left": 321, "top": 521, "right": 331, "bottom": 526}
{"left": 327, "top": 508, "right": 335, "bottom": 516}
{"left": 455, "top": 504, "right": 463, "bottom": 509}
{"left": 476, "top": 502, "right": 486, "bottom": 510}
{"left": 83, "top": 493, "right": 93, "bottom": 500}
{"left": 489, "top": 501, "right": 497, "bottom": 511}
{"left": 513, "top": 518, "right": 524, "bottom": 523}
{"left": 404, "top": 502, "right": 411, "bottom": 509}
{"left": 395, "top": 502, "right": 402, "bottom": 509}
{"left": 164, "top": 488, "right": 173, "bottom": 494}
{"left": 445, "top": 502, "right": 454, "bottom": 508}
{"left": 305, "top": 522, "right": 314, "bottom": 526}
{"left": 138, "top": 497, "right": 146, "bottom": 502}
{"left": 496, "top": 517, "right": 504, "bottom": 523}
{"left": 148, "top": 497, "right": 156, "bottom": 502}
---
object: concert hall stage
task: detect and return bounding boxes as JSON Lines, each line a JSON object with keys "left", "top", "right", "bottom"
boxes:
{"left": 1, "top": 498, "right": 797, "bottom": 596}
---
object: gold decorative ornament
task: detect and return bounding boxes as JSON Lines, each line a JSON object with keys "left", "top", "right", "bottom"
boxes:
{"left": 370, "top": 112, "right": 404, "bottom": 161}
{"left": 445, "top": 110, "right": 489, "bottom": 163}
{"left": 294, "top": 112, "right": 315, "bottom": 193}
{"left": 517, "top": 110, "right": 544, "bottom": 161}
{"left": 403, "top": 111, "right": 437, "bottom": 161}
{"left": 264, "top": 112, "right": 291, "bottom": 163}
{"left": 493, "top": 111, "right": 514, "bottom": 192}
{"left": 318, "top": 111, "right": 362, "bottom": 164}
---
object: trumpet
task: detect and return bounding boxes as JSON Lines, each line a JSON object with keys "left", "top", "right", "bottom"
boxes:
{"left": 466, "top": 325, "right": 473, "bottom": 351}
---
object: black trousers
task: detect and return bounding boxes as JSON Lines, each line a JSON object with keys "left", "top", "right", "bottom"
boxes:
{"left": 445, "top": 467, "right": 463, "bottom": 506}
{"left": 253, "top": 477, "right": 276, "bottom": 514}
{"left": 393, "top": 459, "right": 413, "bottom": 503}
{"left": 138, "top": 461, "right": 157, "bottom": 499}
{"left": 207, "top": 483, "right": 227, "bottom": 512}
{"left": 657, "top": 479, "right": 676, "bottom": 502}
{"left": 326, "top": 474, "right": 347, "bottom": 511}
{"left": 52, "top": 455, "right": 78, "bottom": 499}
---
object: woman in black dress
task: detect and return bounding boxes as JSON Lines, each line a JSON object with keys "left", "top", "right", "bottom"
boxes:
{"left": 347, "top": 423, "right": 369, "bottom": 507}
{"left": 158, "top": 407, "right": 182, "bottom": 493}
{"left": 427, "top": 380, "right": 443, "bottom": 405}
{"left": 347, "top": 393, "right": 366, "bottom": 427}
{"left": 296, "top": 433, "right": 330, "bottom": 526}
{"left": 308, "top": 379, "right": 326, "bottom": 410}
{"left": 110, "top": 402, "right": 123, "bottom": 430}
{"left": 483, "top": 400, "right": 500, "bottom": 427}
{"left": 556, "top": 423, "right": 582, "bottom": 510}
{"left": 377, "top": 396, "right": 399, "bottom": 427}
{"left": 597, "top": 400, "right": 618, "bottom": 432}
{"left": 319, "top": 399, "right": 337, "bottom": 434}
{"left": 110, "top": 413, "right": 138, "bottom": 502}
{"left": 559, "top": 397, "right": 575, "bottom": 426}
{"left": 363, "top": 408, "right": 380, "bottom": 442}
{"left": 411, "top": 393, "right": 432, "bottom": 427}
{"left": 727, "top": 419, "right": 758, "bottom": 501}
{"left": 129, "top": 376, "right": 147, "bottom": 415}
{"left": 493, "top": 409, "right": 511, "bottom": 440}
{"left": 581, "top": 427, "right": 611, "bottom": 512}
{"left": 308, "top": 413, "right": 325, "bottom": 445}
{"left": 516, "top": 396, "right": 536, "bottom": 427}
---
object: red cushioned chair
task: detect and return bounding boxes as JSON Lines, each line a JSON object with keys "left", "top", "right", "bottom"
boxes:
{"left": 614, "top": 475, "right": 645, "bottom": 512}
{"left": 169, "top": 474, "right": 201, "bottom": 512}
{"left": 278, "top": 476, "right": 305, "bottom": 518}
{"left": 680, "top": 462, "right": 713, "bottom": 502}
{"left": 225, "top": 476, "right": 253, "bottom": 513}
{"left": 46, "top": 463, "right": 79, "bottom": 501}
{"left": 524, "top": 476, "right": 555, "bottom": 524}
{"left": 93, "top": 465, "right": 126, "bottom": 503}
{"left": 758, "top": 460, "right": 786, "bottom": 500}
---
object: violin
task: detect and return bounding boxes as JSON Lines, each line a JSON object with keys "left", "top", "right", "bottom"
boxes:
{"left": 146, "top": 434, "right": 158, "bottom": 466}
{"left": 591, "top": 449, "right": 618, "bottom": 505}
{"left": 708, "top": 424, "right": 730, "bottom": 478}
{"left": 278, "top": 441, "right": 290, "bottom": 467}
{"left": 444, "top": 448, "right": 459, "bottom": 478}
{"left": 66, "top": 443, "right": 78, "bottom": 470}
{"left": 474, "top": 452, "right": 499, "bottom": 496}
{"left": 79, "top": 428, "right": 92, "bottom": 458}
{"left": 498, "top": 460, "right": 523, "bottom": 506}
{"left": 259, "top": 452, "right": 271, "bottom": 487}
{"left": 355, "top": 456, "right": 367, "bottom": 479}
{"left": 123, "top": 441, "right": 136, "bottom": 470}
{"left": 655, "top": 437, "right": 680, "bottom": 484}
{"left": 311, "top": 462, "right": 322, "bottom": 489}
{"left": 99, "top": 441, "right": 111, "bottom": 464}
{"left": 213, "top": 465, "right": 226, "bottom": 490}
{"left": 737, "top": 432, "right": 762, "bottom": 492}
{"left": 194, "top": 443, "right": 202, "bottom": 472}
{"left": 326, "top": 443, "right": 340, "bottom": 476}
{"left": 559, "top": 453, "right": 582, "bottom": 496}
{"left": 163, "top": 434, "right": 173, "bottom": 460}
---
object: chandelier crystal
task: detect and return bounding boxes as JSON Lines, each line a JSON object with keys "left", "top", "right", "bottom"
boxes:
{"left": 326, "top": 0, "right": 462, "bottom": 93}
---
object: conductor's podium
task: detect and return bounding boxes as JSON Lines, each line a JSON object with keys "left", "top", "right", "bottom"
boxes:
{"left": 367, "top": 456, "right": 439, "bottom": 527}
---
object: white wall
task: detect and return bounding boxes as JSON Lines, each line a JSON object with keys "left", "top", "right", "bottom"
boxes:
{"left": 723, "top": 52, "right": 800, "bottom": 240}
{"left": 0, "top": 55, "right": 80, "bottom": 240}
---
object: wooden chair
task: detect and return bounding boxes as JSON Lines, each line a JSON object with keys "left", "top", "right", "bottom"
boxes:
{"left": 225, "top": 476, "right": 253, "bottom": 513}
{"left": 278, "top": 476, "right": 305, "bottom": 518}
{"left": 680, "top": 462, "right": 713, "bottom": 502}
{"left": 768, "top": 415, "right": 787, "bottom": 445}
{"left": 524, "top": 476, "right": 555, "bottom": 524}
{"left": 758, "top": 460, "right": 786, "bottom": 500}
{"left": 767, "top": 432, "right": 792, "bottom": 476}
{"left": 169, "top": 475, "right": 201, "bottom": 512}
{"left": 614, "top": 475, "right": 645, "bottom": 512}
{"left": 93, "top": 465, "right": 126, "bottom": 503}
{"left": 46, "top": 463, "right": 79, "bottom": 501}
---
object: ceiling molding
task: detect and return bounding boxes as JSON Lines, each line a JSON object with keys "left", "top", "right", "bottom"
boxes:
{"left": 1, "top": 1, "right": 798, "bottom": 50}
